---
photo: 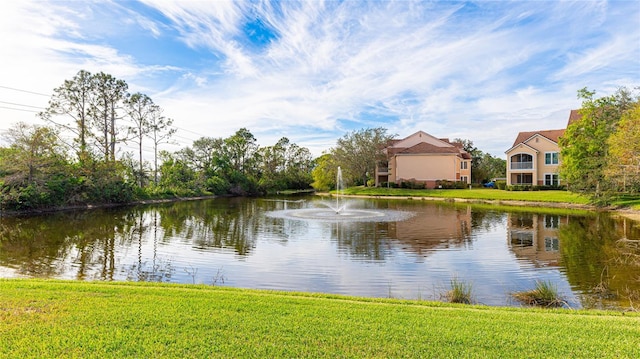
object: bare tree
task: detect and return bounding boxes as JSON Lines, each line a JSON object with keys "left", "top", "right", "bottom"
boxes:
{"left": 145, "top": 109, "right": 176, "bottom": 184}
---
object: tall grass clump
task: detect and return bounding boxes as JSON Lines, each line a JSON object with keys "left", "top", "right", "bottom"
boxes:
{"left": 512, "top": 280, "right": 566, "bottom": 308}
{"left": 444, "top": 277, "right": 473, "bottom": 304}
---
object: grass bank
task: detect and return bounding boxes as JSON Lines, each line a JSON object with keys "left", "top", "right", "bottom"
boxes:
{"left": 1, "top": 280, "right": 638, "bottom": 358}
{"left": 339, "top": 187, "right": 592, "bottom": 206}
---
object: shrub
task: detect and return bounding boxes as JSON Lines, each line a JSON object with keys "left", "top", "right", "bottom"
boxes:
{"left": 495, "top": 180, "right": 507, "bottom": 190}
{"left": 444, "top": 277, "right": 473, "bottom": 304}
{"left": 436, "top": 180, "right": 466, "bottom": 189}
{"left": 206, "top": 176, "right": 231, "bottom": 195}
{"left": 512, "top": 280, "right": 566, "bottom": 308}
{"left": 400, "top": 180, "right": 425, "bottom": 189}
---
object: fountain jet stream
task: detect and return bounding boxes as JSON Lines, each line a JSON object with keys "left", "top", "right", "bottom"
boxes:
{"left": 266, "top": 166, "right": 414, "bottom": 222}
{"left": 335, "top": 166, "right": 344, "bottom": 214}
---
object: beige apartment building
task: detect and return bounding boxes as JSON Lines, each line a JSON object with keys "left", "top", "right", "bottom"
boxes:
{"left": 505, "top": 110, "right": 582, "bottom": 187}
{"left": 505, "top": 129, "right": 565, "bottom": 186}
{"left": 375, "top": 131, "right": 471, "bottom": 188}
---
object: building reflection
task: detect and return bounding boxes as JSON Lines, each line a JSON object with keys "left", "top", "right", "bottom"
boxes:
{"left": 387, "top": 204, "right": 472, "bottom": 256}
{"left": 507, "top": 213, "right": 568, "bottom": 267}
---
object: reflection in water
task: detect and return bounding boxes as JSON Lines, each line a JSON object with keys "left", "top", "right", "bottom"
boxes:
{"left": 507, "top": 213, "right": 566, "bottom": 267}
{"left": 0, "top": 197, "right": 638, "bottom": 309}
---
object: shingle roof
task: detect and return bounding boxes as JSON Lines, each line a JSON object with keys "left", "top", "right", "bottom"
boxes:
{"left": 386, "top": 134, "right": 470, "bottom": 159}
{"left": 399, "top": 142, "right": 464, "bottom": 155}
{"left": 568, "top": 109, "right": 582, "bottom": 126}
{"left": 511, "top": 129, "right": 565, "bottom": 148}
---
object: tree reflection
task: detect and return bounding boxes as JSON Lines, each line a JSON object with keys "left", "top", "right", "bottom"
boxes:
{"left": 0, "top": 208, "right": 137, "bottom": 279}
{"left": 559, "top": 213, "right": 640, "bottom": 308}
{"left": 154, "top": 198, "right": 261, "bottom": 256}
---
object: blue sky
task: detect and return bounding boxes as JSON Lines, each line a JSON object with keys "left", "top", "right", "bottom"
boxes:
{"left": 0, "top": 0, "right": 638, "bottom": 157}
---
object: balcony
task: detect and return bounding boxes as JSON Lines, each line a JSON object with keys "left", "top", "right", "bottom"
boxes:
{"left": 510, "top": 161, "right": 533, "bottom": 170}
{"left": 376, "top": 167, "right": 389, "bottom": 174}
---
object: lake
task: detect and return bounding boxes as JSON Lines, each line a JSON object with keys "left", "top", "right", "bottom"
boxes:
{"left": 1, "top": 196, "right": 638, "bottom": 310}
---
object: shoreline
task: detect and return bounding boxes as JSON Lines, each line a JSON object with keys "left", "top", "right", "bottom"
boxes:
{"left": 3, "top": 192, "right": 640, "bottom": 222}
{"left": 319, "top": 192, "right": 640, "bottom": 222}
{"left": 0, "top": 195, "right": 220, "bottom": 217}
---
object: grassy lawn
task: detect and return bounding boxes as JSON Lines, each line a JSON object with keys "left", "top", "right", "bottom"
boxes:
{"left": 1, "top": 280, "right": 638, "bottom": 358}
{"left": 339, "top": 187, "right": 592, "bottom": 205}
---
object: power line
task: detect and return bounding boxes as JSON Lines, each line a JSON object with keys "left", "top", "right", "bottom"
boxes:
{"left": 0, "top": 85, "right": 50, "bottom": 97}
{"left": 0, "top": 105, "right": 40, "bottom": 113}
{"left": 0, "top": 100, "right": 46, "bottom": 110}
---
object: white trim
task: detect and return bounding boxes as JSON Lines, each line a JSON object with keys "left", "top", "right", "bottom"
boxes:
{"left": 523, "top": 133, "right": 559, "bottom": 147}
{"left": 509, "top": 152, "right": 535, "bottom": 171}
{"left": 543, "top": 173, "right": 560, "bottom": 186}
{"left": 544, "top": 151, "right": 559, "bottom": 165}
{"left": 505, "top": 142, "right": 539, "bottom": 154}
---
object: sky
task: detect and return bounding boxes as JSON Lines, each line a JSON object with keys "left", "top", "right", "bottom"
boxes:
{"left": 0, "top": 0, "right": 638, "bottom": 159}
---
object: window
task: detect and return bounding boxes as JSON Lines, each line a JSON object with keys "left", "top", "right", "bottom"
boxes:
{"left": 544, "top": 215, "right": 559, "bottom": 229}
{"left": 461, "top": 176, "right": 468, "bottom": 183}
{"left": 460, "top": 161, "right": 468, "bottom": 170}
{"left": 544, "top": 237, "right": 559, "bottom": 252}
{"left": 544, "top": 174, "right": 559, "bottom": 186}
{"left": 545, "top": 152, "right": 559, "bottom": 165}
{"left": 510, "top": 153, "right": 533, "bottom": 169}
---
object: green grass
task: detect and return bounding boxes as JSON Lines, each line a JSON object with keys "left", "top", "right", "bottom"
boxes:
{"left": 610, "top": 194, "right": 640, "bottom": 210}
{"left": 1, "top": 279, "right": 639, "bottom": 358}
{"left": 339, "top": 187, "right": 592, "bottom": 205}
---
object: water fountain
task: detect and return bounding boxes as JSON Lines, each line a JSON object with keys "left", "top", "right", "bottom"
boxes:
{"left": 266, "top": 167, "right": 413, "bottom": 222}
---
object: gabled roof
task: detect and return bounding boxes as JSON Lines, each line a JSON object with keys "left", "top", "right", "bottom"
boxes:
{"left": 568, "top": 109, "right": 582, "bottom": 126}
{"left": 398, "top": 142, "right": 464, "bottom": 155}
{"left": 386, "top": 131, "right": 471, "bottom": 159}
{"left": 505, "top": 141, "right": 539, "bottom": 155}
{"left": 511, "top": 129, "right": 565, "bottom": 148}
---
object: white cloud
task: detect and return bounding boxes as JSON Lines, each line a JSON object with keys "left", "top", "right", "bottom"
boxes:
{"left": 0, "top": 0, "right": 637, "bottom": 157}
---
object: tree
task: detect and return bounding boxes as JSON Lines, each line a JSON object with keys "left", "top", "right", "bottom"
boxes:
{"left": 258, "top": 137, "right": 314, "bottom": 190}
{"left": 283, "top": 142, "right": 313, "bottom": 189}
{"left": 606, "top": 101, "right": 640, "bottom": 192}
{"left": 453, "top": 138, "right": 506, "bottom": 184}
{"left": 224, "top": 128, "right": 259, "bottom": 175}
{"left": 145, "top": 110, "right": 176, "bottom": 184}
{"left": 90, "top": 72, "right": 128, "bottom": 162}
{"left": 158, "top": 151, "right": 197, "bottom": 192}
{"left": 125, "top": 92, "right": 159, "bottom": 186}
{"left": 311, "top": 153, "right": 337, "bottom": 191}
{"left": 258, "top": 137, "right": 289, "bottom": 190}
{"left": 0, "top": 122, "right": 65, "bottom": 185}
{"left": 332, "top": 127, "right": 394, "bottom": 186}
{"left": 184, "top": 137, "right": 223, "bottom": 176}
{"left": 39, "top": 70, "right": 94, "bottom": 163}
{"left": 480, "top": 153, "right": 506, "bottom": 181}
{"left": 560, "top": 87, "right": 637, "bottom": 197}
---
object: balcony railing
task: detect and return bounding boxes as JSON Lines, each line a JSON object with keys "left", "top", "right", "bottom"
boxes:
{"left": 510, "top": 162, "right": 533, "bottom": 170}
{"left": 377, "top": 167, "right": 389, "bottom": 174}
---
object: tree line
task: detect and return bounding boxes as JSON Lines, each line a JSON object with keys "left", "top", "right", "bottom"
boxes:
{"left": 4, "top": 69, "right": 629, "bottom": 212}
{"left": 0, "top": 70, "right": 315, "bottom": 211}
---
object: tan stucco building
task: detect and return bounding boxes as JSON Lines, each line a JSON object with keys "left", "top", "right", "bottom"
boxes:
{"left": 505, "top": 110, "right": 583, "bottom": 187}
{"left": 375, "top": 131, "right": 471, "bottom": 188}
{"left": 505, "top": 129, "right": 564, "bottom": 186}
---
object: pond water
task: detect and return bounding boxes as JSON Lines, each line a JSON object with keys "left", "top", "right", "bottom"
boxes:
{"left": 1, "top": 196, "right": 639, "bottom": 309}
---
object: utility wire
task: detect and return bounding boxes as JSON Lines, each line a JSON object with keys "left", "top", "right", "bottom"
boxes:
{"left": 0, "top": 100, "right": 46, "bottom": 109}
{"left": 0, "top": 85, "right": 51, "bottom": 97}
{"left": 0, "top": 105, "right": 40, "bottom": 113}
